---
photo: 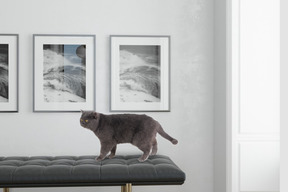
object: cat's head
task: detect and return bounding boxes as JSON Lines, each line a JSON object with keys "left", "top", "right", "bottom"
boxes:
{"left": 80, "top": 110, "right": 99, "bottom": 130}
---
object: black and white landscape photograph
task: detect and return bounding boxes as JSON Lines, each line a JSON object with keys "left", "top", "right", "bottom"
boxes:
{"left": 119, "top": 45, "right": 161, "bottom": 103}
{"left": 43, "top": 44, "right": 86, "bottom": 103}
{"left": 0, "top": 44, "right": 9, "bottom": 102}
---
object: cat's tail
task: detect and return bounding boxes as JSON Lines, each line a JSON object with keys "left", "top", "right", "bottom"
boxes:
{"left": 157, "top": 125, "right": 178, "bottom": 145}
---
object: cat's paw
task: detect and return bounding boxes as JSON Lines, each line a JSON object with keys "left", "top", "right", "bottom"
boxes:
{"left": 108, "top": 154, "right": 115, "bottom": 159}
{"left": 95, "top": 156, "right": 103, "bottom": 162}
{"left": 138, "top": 157, "right": 148, "bottom": 162}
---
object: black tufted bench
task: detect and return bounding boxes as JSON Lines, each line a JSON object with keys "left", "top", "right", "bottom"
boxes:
{"left": 0, "top": 155, "right": 185, "bottom": 192}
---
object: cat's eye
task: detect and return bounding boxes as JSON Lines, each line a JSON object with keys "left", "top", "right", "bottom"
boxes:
{"left": 85, "top": 120, "right": 88, "bottom": 123}
{"left": 80, "top": 119, "right": 83, "bottom": 122}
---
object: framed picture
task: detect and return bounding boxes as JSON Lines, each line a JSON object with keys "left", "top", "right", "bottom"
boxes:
{"left": 33, "top": 35, "right": 95, "bottom": 112}
{"left": 0, "top": 34, "right": 18, "bottom": 112}
{"left": 110, "top": 35, "right": 170, "bottom": 112}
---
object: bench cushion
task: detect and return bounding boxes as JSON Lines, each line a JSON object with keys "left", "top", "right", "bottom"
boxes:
{"left": 0, "top": 155, "right": 185, "bottom": 188}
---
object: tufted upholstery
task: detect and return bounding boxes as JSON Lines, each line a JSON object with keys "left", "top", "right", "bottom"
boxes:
{"left": 0, "top": 155, "right": 185, "bottom": 188}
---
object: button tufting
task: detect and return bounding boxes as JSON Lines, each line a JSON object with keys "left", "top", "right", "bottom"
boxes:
{"left": 0, "top": 155, "right": 185, "bottom": 188}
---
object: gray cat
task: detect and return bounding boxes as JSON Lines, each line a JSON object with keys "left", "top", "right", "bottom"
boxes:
{"left": 80, "top": 111, "right": 178, "bottom": 162}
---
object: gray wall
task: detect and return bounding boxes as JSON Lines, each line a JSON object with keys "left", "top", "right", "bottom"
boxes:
{"left": 281, "top": 0, "right": 288, "bottom": 191}
{"left": 214, "top": 0, "right": 226, "bottom": 191}
{"left": 0, "top": 0, "right": 214, "bottom": 192}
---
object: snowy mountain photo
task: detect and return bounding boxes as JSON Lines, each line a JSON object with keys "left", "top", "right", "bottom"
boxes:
{"left": 0, "top": 44, "right": 9, "bottom": 102}
{"left": 43, "top": 44, "right": 86, "bottom": 103}
{"left": 119, "top": 45, "right": 161, "bottom": 103}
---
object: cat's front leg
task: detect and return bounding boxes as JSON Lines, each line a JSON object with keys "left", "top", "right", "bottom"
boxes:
{"left": 96, "top": 143, "right": 114, "bottom": 161}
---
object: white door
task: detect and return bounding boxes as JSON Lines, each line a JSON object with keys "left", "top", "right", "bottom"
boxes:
{"left": 227, "top": 0, "right": 280, "bottom": 192}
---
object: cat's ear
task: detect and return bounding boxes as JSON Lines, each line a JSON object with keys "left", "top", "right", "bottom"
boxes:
{"left": 80, "top": 109, "right": 84, "bottom": 113}
{"left": 93, "top": 112, "right": 98, "bottom": 119}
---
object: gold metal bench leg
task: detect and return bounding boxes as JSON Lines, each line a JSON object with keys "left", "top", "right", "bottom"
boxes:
{"left": 127, "top": 183, "right": 132, "bottom": 192}
{"left": 3, "top": 188, "right": 9, "bottom": 192}
{"left": 121, "top": 185, "right": 125, "bottom": 192}
{"left": 121, "top": 183, "right": 132, "bottom": 192}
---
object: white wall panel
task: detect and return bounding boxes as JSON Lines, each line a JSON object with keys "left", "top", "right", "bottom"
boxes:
{"left": 280, "top": 1, "right": 288, "bottom": 191}
{"left": 227, "top": 0, "right": 280, "bottom": 192}
{"left": 239, "top": 0, "right": 280, "bottom": 134}
{"left": 239, "top": 142, "right": 279, "bottom": 191}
